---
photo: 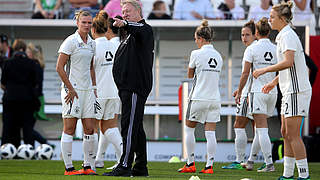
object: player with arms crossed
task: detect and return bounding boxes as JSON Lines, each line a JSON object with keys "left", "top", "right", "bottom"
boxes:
{"left": 56, "top": 10, "right": 97, "bottom": 175}
{"left": 178, "top": 19, "right": 223, "bottom": 174}
{"left": 253, "top": 2, "right": 312, "bottom": 180}
{"left": 237, "top": 17, "right": 277, "bottom": 172}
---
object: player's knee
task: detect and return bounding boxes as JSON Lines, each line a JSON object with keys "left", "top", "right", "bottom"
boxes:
{"left": 83, "top": 127, "right": 94, "bottom": 135}
{"left": 63, "top": 127, "right": 75, "bottom": 135}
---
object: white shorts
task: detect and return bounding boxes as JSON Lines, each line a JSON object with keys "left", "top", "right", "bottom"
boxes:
{"left": 95, "top": 98, "right": 121, "bottom": 120}
{"left": 61, "top": 88, "right": 95, "bottom": 119}
{"left": 236, "top": 96, "right": 253, "bottom": 119}
{"left": 249, "top": 93, "right": 277, "bottom": 117}
{"left": 186, "top": 100, "right": 221, "bottom": 124}
{"left": 281, "top": 90, "right": 312, "bottom": 118}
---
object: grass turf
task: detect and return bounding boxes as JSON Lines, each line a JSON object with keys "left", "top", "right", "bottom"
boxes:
{"left": 0, "top": 160, "right": 319, "bottom": 180}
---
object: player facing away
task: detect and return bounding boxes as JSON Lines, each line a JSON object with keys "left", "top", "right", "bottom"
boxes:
{"left": 91, "top": 11, "right": 123, "bottom": 170}
{"left": 253, "top": 2, "right": 311, "bottom": 180}
{"left": 236, "top": 17, "right": 277, "bottom": 172}
{"left": 56, "top": 10, "right": 97, "bottom": 175}
{"left": 222, "top": 20, "right": 262, "bottom": 170}
{"left": 178, "top": 19, "right": 223, "bottom": 174}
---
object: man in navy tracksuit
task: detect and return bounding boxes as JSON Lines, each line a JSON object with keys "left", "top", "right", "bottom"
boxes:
{"left": 104, "top": 0, "right": 154, "bottom": 177}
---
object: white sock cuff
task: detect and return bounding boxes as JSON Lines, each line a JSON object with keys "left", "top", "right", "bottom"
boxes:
{"left": 61, "top": 132, "right": 73, "bottom": 142}
{"left": 185, "top": 126, "right": 195, "bottom": 133}
{"left": 93, "top": 133, "right": 98, "bottom": 140}
{"left": 256, "top": 128, "right": 268, "bottom": 133}
{"left": 234, "top": 128, "right": 246, "bottom": 133}
{"left": 205, "top": 131, "right": 216, "bottom": 137}
{"left": 105, "top": 127, "right": 120, "bottom": 135}
{"left": 83, "top": 134, "right": 95, "bottom": 141}
{"left": 284, "top": 156, "right": 296, "bottom": 163}
{"left": 296, "top": 158, "right": 308, "bottom": 164}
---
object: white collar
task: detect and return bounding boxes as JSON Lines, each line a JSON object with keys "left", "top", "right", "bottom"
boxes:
{"left": 276, "top": 25, "right": 291, "bottom": 43}
{"left": 75, "top": 31, "right": 93, "bottom": 44}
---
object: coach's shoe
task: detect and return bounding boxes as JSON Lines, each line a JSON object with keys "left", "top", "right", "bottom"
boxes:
{"left": 95, "top": 160, "right": 104, "bottom": 168}
{"left": 277, "top": 176, "right": 294, "bottom": 180}
{"left": 64, "top": 167, "right": 82, "bottom": 175}
{"left": 222, "top": 162, "right": 243, "bottom": 169}
{"left": 77, "top": 166, "right": 98, "bottom": 175}
{"left": 297, "top": 176, "right": 310, "bottom": 180}
{"left": 106, "top": 162, "right": 119, "bottom": 170}
{"left": 102, "top": 165, "right": 132, "bottom": 177}
{"left": 132, "top": 166, "right": 149, "bottom": 177}
{"left": 200, "top": 166, "right": 214, "bottom": 174}
{"left": 257, "top": 164, "right": 275, "bottom": 172}
{"left": 178, "top": 162, "right": 196, "bottom": 173}
{"left": 241, "top": 161, "right": 254, "bottom": 171}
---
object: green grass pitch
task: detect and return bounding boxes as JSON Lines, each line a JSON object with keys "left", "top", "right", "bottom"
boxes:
{"left": 0, "top": 160, "right": 319, "bottom": 180}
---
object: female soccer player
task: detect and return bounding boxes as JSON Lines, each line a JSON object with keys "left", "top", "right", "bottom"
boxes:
{"left": 253, "top": 2, "right": 311, "bottom": 180}
{"left": 177, "top": 19, "right": 223, "bottom": 174}
{"left": 91, "top": 11, "right": 123, "bottom": 170}
{"left": 222, "top": 20, "right": 261, "bottom": 170}
{"left": 56, "top": 10, "right": 97, "bottom": 175}
{"left": 236, "top": 17, "right": 277, "bottom": 172}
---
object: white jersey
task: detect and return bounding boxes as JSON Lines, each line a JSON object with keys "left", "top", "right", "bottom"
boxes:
{"left": 188, "top": 44, "right": 223, "bottom": 101}
{"left": 241, "top": 40, "right": 257, "bottom": 96}
{"left": 247, "top": 5, "right": 272, "bottom": 22}
{"left": 110, "top": 37, "right": 120, "bottom": 50}
{"left": 94, "top": 37, "right": 119, "bottom": 99}
{"left": 244, "top": 38, "right": 277, "bottom": 94}
{"left": 276, "top": 25, "right": 311, "bottom": 95}
{"left": 58, "top": 31, "right": 95, "bottom": 90}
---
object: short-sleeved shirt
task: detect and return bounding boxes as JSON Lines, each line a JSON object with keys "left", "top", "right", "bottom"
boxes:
{"left": 276, "top": 25, "right": 311, "bottom": 95}
{"left": 188, "top": 44, "right": 223, "bottom": 101}
{"left": 241, "top": 40, "right": 257, "bottom": 96}
{"left": 247, "top": 5, "right": 272, "bottom": 22}
{"left": 244, "top": 38, "right": 277, "bottom": 94}
{"left": 94, "top": 37, "right": 119, "bottom": 99}
{"left": 216, "top": 5, "right": 245, "bottom": 20}
{"left": 173, "top": 0, "right": 215, "bottom": 20}
{"left": 58, "top": 31, "right": 95, "bottom": 90}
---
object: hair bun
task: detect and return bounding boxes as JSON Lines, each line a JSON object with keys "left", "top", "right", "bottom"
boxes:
{"left": 201, "top": 19, "right": 208, "bottom": 27}
{"left": 286, "top": 1, "right": 294, "bottom": 9}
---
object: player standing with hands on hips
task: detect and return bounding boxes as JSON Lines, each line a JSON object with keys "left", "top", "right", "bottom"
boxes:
{"left": 103, "top": 0, "right": 154, "bottom": 177}
{"left": 56, "top": 10, "right": 97, "bottom": 176}
{"left": 253, "top": 2, "right": 311, "bottom": 180}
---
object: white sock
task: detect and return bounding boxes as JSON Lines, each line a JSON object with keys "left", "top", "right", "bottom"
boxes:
{"left": 61, "top": 132, "right": 73, "bottom": 169}
{"left": 234, "top": 128, "right": 247, "bottom": 163}
{"left": 105, "top": 127, "right": 123, "bottom": 162}
{"left": 296, "top": 158, "right": 309, "bottom": 178}
{"left": 283, "top": 156, "right": 295, "bottom": 177}
{"left": 83, "top": 134, "right": 95, "bottom": 169}
{"left": 96, "top": 130, "right": 109, "bottom": 162}
{"left": 257, "top": 128, "right": 273, "bottom": 165}
{"left": 248, "top": 127, "right": 260, "bottom": 162}
{"left": 93, "top": 133, "right": 98, "bottom": 159}
{"left": 205, "top": 131, "right": 217, "bottom": 167}
{"left": 185, "top": 126, "right": 195, "bottom": 165}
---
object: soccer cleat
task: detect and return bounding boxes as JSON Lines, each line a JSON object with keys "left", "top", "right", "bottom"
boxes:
{"left": 277, "top": 176, "right": 294, "bottom": 180}
{"left": 257, "top": 163, "right": 266, "bottom": 171}
{"left": 222, "top": 162, "right": 243, "bottom": 169}
{"left": 257, "top": 164, "right": 275, "bottom": 172}
{"left": 132, "top": 166, "right": 149, "bottom": 177}
{"left": 102, "top": 165, "right": 132, "bottom": 177}
{"left": 77, "top": 166, "right": 98, "bottom": 175}
{"left": 95, "top": 160, "right": 104, "bottom": 168}
{"left": 64, "top": 167, "right": 82, "bottom": 175}
{"left": 178, "top": 162, "right": 196, "bottom": 173}
{"left": 200, "top": 166, "right": 214, "bottom": 174}
{"left": 241, "top": 161, "right": 254, "bottom": 171}
{"left": 106, "top": 162, "right": 119, "bottom": 170}
{"left": 297, "top": 176, "right": 310, "bottom": 180}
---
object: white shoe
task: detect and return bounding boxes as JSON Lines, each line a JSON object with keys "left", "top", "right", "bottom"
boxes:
{"left": 257, "top": 164, "right": 275, "bottom": 172}
{"left": 95, "top": 160, "right": 104, "bottom": 168}
{"left": 106, "top": 162, "right": 119, "bottom": 170}
{"left": 241, "top": 161, "right": 254, "bottom": 171}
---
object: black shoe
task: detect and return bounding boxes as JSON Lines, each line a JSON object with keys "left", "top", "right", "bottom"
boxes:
{"left": 102, "top": 165, "right": 132, "bottom": 177}
{"left": 132, "top": 166, "right": 149, "bottom": 177}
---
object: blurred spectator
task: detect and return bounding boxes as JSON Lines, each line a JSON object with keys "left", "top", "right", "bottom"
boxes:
{"left": 1, "top": 39, "right": 41, "bottom": 148}
{"left": 173, "top": 0, "right": 215, "bottom": 20}
{"left": 68, "top": 0, "right": 99, "bottom": 19}
{"left": 103, "top": 0, "right": 122, "bottom": 18}
{"left": 293, "top": 0, "right": 316, "bottom": 35}
{"left": 0, "top": 34, "right": 13, "bottom": 59}
{"left": 32, "top": 0, "right": 63, "bottom": 19}
{"left": 148, "top": 0, "right": 171, "bottom": 19}
{"left": 247, "top": 0, "right": 273, "bottom": 21}
{"left": 216, "top": 0, "right": 245, "bottom": 20}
